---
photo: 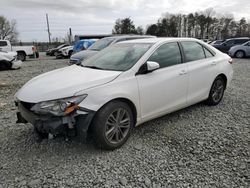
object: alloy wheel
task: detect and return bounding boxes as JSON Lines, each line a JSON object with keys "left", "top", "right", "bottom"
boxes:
{"left": 236, "top": 51, "right": 244, "bottom": 58}
{"left": 211, "top": 79, "right": 224, "bottom": 103}
{"left": 105, "top": 108, "right": 131, "bottom": 144}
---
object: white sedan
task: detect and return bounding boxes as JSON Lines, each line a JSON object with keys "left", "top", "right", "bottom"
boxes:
{"left": 15, "top": 38, "right": 233, "bottom": 150}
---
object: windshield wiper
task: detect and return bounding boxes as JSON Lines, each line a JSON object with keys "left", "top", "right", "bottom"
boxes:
{"left": 83, "top": 65, "right": 104, "bottom": 70}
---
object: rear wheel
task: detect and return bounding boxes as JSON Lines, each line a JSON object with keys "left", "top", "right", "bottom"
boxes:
{"left": 17, "top": 52, "right": 26, "bottom": 61}
{"left": 206, "top": 76, "right": 226, "bottom": 105}
{"left": 92, "top": 101, "right": 134, "bottom": 150}
{"left": 68, "top": 50, "right": 73, "bottom": 57}
{"left": 235, "top": 50, "right": 245, "bottom": 58}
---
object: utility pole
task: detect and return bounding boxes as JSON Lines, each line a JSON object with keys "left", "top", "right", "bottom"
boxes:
{"left": 46, "top": 13, "right": 51, "bottom": 43}
{"left": 69, "top": 28, "right": 72, "bottom": 44}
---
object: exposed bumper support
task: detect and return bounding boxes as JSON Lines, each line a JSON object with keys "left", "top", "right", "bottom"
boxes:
{"left": 16, "top": 102, "right": 95, "bottom": 141}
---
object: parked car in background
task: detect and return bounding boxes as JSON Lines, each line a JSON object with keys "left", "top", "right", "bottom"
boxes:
{"left": 15, "top": 38, "right": 233, "bottom": 150}
{"left": 0, "top": 40, "right": 39, "bottom": 61}
{"left": 209, "top": 40, "right": 224, "bottom": 45}
{"left": 0, "top": 51, "right": 22, "bottom": 70}
{"left": 73, "top": 39, "right": 98, "bottom": 54}
{"left": 212, "top": 37, "right": 249, "bottom": 53}
{"left": 69, "top": 35, "right": 156, "bottom": 65}
{"left": 56, "top": 46, "right": 73, "bottom": 59}
{"left": 228, "top": 41, "right": 250, "bottom": 58}
{"left": 46, "top": 44, "right": 69, "bottom": 56}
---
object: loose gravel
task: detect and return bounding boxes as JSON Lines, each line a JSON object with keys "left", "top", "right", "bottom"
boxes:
{"left": 0, "top": 55, "right": 249, "bottom": 187}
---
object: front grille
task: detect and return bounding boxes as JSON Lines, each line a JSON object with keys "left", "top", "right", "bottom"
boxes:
{"left": 20, "top": 101, "right": 35, "bottom": 110}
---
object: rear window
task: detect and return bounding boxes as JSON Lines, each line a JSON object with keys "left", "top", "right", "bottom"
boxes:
{"left": 0, "top": 41, "right": 7, "bottom": 46}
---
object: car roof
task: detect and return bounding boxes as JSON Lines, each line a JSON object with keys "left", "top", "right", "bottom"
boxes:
{"left": 119, "top": 37, "right": 203, "bottom": 44}
{"left": 102, "top": 35, "right": 155, "bottom": 40}
{"left": 226, "top": 37, "right": 250, "bottom": 41}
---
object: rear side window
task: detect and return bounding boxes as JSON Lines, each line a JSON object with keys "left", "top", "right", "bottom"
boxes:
{"left": 148, "top": 42, "right": 182, "bottom": 68}
{"left": 0, "top": 41, "right": 7, "bottom": 46}
{"left": 235, "top": 39, "right": 249, "bottom": 44}
{"left": 203, "top": 47, "right": 214, "bottom": 58}
{"left": 181, "top": 42, "right": 205, "bottom": 62}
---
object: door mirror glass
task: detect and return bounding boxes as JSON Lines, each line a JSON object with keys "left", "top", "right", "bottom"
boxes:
{"left": 147, "top": 61, "right": 160, "bottom": 71}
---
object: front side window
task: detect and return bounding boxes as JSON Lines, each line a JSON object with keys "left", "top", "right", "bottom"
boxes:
{"left": 82, "top": 43, "right": 152, "bottom": 71}
{"left": 0, "top": 41, "right": 7, "bottom": 46}
{"left": 88, "top": 38, "right": 116, "bottom": 51}
{"left": 148, "top": 42, "right": 182, "bottom": 68}
{"left": 181, "top": 41, "right": 206, "bottom": 62}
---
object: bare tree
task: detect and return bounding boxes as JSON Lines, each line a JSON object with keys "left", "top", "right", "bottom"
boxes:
{"left": 0, "top": 16, "right": 18, "bottom": 42}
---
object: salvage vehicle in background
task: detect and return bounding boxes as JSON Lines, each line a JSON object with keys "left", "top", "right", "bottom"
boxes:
{"left": 0, "top": 40, "right": 39, "bottom": 61}
{"left": 0, "top": 51, "right": 22, "bottom": 70}
{"left": 15, "top": 38, "right": 233, "bottom": 150}
{"left": 72, "top": 39, "right": 98, "bottom": 54}
{"left": 69, "top": 35, "right": 155, "bottom": 65}
{"left": 56, "top": 46, "right": 73, "bottom": 59}
{"left": 209, "top": 40, "right": 224, "bottom": 45}
{"left": 212, "top": 37, "right": 249, "bottom": 53}
{"left": 228, "top": 41, "right": 250, "bottom": 58}
{"left": 46, "top": 44, "right": 69, "bottom": 56}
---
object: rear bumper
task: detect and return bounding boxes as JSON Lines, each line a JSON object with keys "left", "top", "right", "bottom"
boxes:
{"left": 16, "top": 102, "right": 95, "bottom": 141}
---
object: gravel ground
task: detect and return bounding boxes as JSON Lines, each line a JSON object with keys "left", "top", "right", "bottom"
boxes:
{"left": 0, "top": 55, "right": 249, "bottom": 188}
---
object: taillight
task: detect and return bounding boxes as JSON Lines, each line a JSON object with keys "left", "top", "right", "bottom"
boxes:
{"left": 228, "top": 58, "right": 233, "bottom": 64}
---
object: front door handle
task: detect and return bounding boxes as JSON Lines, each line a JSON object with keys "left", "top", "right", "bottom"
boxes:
{"left": 211, "top": 61, "right": 217, "bottom": 66}
{"left": 179, "top": 70, "right": 187, "bottom": 75}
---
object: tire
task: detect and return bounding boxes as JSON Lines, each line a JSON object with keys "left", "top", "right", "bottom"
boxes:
{"left": 34, "top": 127, "right": 48, "bottom": 142}
{"left": 235, "top": 50, "right": 245, "bottom": 58}
{"left": 206, "top": 76, "right": 226, "bottom": 106}
{"left": 17, "top": 52, "right": 26, "bottom": 61}
{"left": 68, "top": 50, "right": 73, "bottom": 57}
{"left": 92, "top": 101, "right": 134, "bottom": 150}
{"left": 35, "top": 52, "right": 39, "bottom": 58}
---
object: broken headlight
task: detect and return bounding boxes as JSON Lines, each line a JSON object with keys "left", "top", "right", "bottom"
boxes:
{"left": 31, "top": 95, "right": 87, "bottom": 116}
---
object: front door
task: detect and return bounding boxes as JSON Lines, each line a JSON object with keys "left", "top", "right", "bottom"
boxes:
{"left": 136, "top": 42, "right": 188, "bottom": 122}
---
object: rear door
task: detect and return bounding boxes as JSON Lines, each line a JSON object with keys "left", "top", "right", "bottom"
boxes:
{"left": 180, "top": 41, "right": 216, "bottom": 105}
{"left": 136, "top": 42, "right": 188, "bottom": 121}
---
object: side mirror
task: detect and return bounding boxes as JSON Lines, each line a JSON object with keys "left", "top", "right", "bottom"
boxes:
{"left": 147, "top": 61, "right": 160, "bottom": 71}
{"left": 137, "top": 61, "right": 160, "bottom": 75}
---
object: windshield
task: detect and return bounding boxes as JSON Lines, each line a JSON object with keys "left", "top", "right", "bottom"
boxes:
{"left": 82, "top": 43, "right": 152, "bottom": 71}
{"left": 88, "top": 38, "right": 116, "bottom": 51}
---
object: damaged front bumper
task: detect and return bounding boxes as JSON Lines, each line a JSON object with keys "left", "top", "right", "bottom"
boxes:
{"left": 16, "top": 101, "right": 95, "bottom": 142}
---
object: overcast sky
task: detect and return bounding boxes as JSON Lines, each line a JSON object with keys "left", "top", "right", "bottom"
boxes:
{"left": 1, "top": 0, "right": 250, "bottom": 42}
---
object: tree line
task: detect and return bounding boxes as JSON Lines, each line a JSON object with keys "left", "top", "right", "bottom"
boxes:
{"left": 113, "top": 8, "right": 250, "bottom": 40}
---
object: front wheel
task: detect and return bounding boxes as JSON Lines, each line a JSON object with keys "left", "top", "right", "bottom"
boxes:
{"left": 206, "top": 76, "right": 226, "bottom": 106}
{"left": 92, "top": 101, "right": 134, "bottom": 150}
{"left": 235, "top": 50, "right": 245, "bottom": 58}
{"left": 17, "top": 52, "right": 26, "bottom": 61}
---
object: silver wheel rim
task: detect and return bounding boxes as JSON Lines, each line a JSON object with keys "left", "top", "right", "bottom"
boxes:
{"left": 105, "top": 108, "right": 131, "bottom": 144}
{"left": 236, "top": 51, "right": 243, "bottom": 58}
{"left": 211, "top": 79, "right": 224, "bottom": 103}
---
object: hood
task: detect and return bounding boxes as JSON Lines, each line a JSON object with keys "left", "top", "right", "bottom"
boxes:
{"left": 16, "top": 65, "right": 121, "bottom": 103}
{"left": 70, "top": 50, "right": 98, "bottom": 61}
{"left": 0, "top": 51, "right": 17, "bottom": 61}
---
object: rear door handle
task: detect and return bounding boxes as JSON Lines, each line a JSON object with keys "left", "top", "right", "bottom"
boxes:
{"left": 179, "top": 70, "right": 187, "bottom": 75}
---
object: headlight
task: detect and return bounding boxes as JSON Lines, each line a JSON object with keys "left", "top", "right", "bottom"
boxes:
{"left": 31, "top": 95, "right": 87, "bottom": 116}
